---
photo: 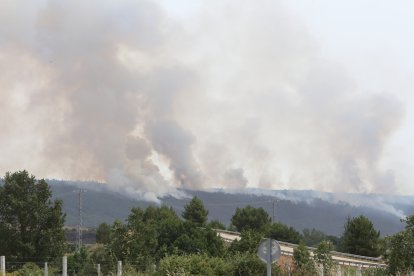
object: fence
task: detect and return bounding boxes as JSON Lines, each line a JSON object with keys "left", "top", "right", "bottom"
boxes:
{"left": 0, "top": 256, "right": 123, "bottom": 276}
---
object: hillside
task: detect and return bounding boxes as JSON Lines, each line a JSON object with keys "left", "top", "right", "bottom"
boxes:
{"left": 49, "top": 180, "right": 412, "bottom": 236}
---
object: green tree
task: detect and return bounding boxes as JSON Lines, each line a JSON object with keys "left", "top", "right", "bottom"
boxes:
{"left": 208, "top": 219, "right": 226, "bottom": 230}
{"left": 231, "top": 252, "right": 268, "bottom": 276}
{"left": 96, "top": 222, "right": 111, "bottom": 244}
{"left": 107, "top": 220, "right": 129, "bottom": 262}
{"left": 266, "top": 222, "right": 302, "bottom": 244}
{"left": 231, "top": 205, "right": 270, "bottom": 232}
{"left": 106, "top": 204, "right": 225, "bottom": 273}
{"left": 229, "top": 229, "right": 263, "bottom": 253}
{"left": 303, "top": 228, "right": 327, "bottom": 247}
{"left": 0, "top": 170, "right": 65, "bottom": 261}
{"left": 182, "top": 196, "right": 209, "bottom": 225}
{"left": 88, "top": 244, "right": 114, "bottom": 275}
{"left": 173, "top": 222, "right": 225, "bottom": 257}
{"left": 340, "top": 215, "right": 381, "bottom": 257}
{"left": 127, "top": 205, "right": 180, "bottom": 265}
{"left": 67, "top": 247, "right": 89, "bottom": 275}
{"left": 314, "top": 240, "right": 335, "bottom": 275}
{"left": 386, "top": 215, "right": 414, "bottom": 275}
{"left": 293, "top": 242, "right": 316, "bottom": 275}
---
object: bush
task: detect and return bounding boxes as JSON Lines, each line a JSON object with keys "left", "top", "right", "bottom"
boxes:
{"left": 158, "top": 254, "right": 233, "bottom": 276}
{"left": 88, "top": 244, "right": 116, "bottom": 275}
{"left": 314, "top": 240, "right": 335, "bottom": 275}
{"left": 230, "top": 252, "right": 266, "bottom": 276}
{"left": 15, "top": 263, "right": 43, "bottom": 276}
{"left": 229, "top": 230, "right": 263, "bottom": 253}
{"left": 157, "top": 253, "right": 282, "bottom": 276}
{"left": 293, "top": 242, "right": 316, "bottom": 275}
{"left": 14, "top": 263, "right": 58, "bottom": 276}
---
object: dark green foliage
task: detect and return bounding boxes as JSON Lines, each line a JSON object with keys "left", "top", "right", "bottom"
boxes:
{"left": 386, "top": 215, "right": 414, "bottom": 275}
{"left": 66, "top": 245, "right": 114, "bottom": 275}
{"left": 173, "top": 222, "right": 225, "bottom": 257}
{"left": 229, "top": 229, "right": 263, "bottom": 253}
{"left": 96, "top": 222, "right": 111, "bottom": 244}
{"left": 404, "top": 214, "right": 414, "bottom": 231}
{"left": 326, "top": 235, "right": 341, "bottom": 250}
{"left": 231, "top": 252, "right": 267, "bottom": 276}
{"left": 340, "top": 215, "right": 381, "bottom": 257}
{"left": 0, "top": 171, "right": 65, "bottom": 261}
{"left": 88, "top": 244, "right": 115, "bottom": 275}
{"left": 303, "top": 228, "right": 327, "bottom": 246}
{"left": 314, "top": 240, "right": 335, "bottom": 275}
{"left": 266, "top": 222, "right": 303, "bottom": 244}
{"left": 105, "top": 204, "right": 225, "bottom": 273}
{"left": 182, "top": 196, "right": 209, "bottom": 225}
{"left": 107, "top": 220, "right": 129, "bottom": 261}
{"left": 67, "top": 247, "right": 89, "bottom": 275}
{"left": 302, "top": 228, "right": 341, "bottom": 250}
{"left": 227, "top": 224, "right": 238, "bottom": 232}
{"left": 293, "top": 242, "right": 316, "bottom": 275}
{"left": 231, "top": 205, "right": 271, "bottom": 232}
{"left": 209, "top": 219, "right": 226, "bottom": 230}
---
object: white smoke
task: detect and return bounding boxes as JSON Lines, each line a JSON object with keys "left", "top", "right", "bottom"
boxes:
{"left": 0, "top": 0, "right": 405, "bottom": 201}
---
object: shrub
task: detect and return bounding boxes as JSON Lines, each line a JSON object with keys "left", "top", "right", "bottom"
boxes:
{"left": 293, "top": 242, "right": 316, "bottom": 275}
{"left": 230, "top": 252, "right": 266, "bottom": 276}
{"left": 158, "top": 254, "right": 233, "bottom": 276}
{"left": 15, "top": 263, "right": 42, "bottom": 276}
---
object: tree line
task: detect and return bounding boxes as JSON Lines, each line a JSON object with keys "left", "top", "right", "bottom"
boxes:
{"left": 0, "top": 170, "right": 413, "bottom": 275}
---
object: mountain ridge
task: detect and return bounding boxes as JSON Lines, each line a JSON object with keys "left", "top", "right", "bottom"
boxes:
{"left": 47, "top": 180, "right": 412, "bottom": 237}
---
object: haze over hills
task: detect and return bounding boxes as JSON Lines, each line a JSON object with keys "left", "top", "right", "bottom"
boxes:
{"left": 49, "top": 180, "right": 413, "bottom": 237}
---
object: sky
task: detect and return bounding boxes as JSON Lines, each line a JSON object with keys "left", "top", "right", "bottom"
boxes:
{"left": 0, "top": 0, "right": 413, "bottom": 201}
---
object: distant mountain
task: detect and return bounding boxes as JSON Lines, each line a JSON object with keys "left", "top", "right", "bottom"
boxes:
{"left": 48, "top": 180, "right": 412, "bottom": 237}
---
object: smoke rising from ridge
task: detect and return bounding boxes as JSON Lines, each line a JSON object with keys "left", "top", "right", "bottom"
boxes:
{"left": 0, "top": 0, "right": 404, "bottom": 201}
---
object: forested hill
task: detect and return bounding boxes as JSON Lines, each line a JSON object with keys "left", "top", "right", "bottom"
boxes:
{"left": 48, "top": 180, "right": 413, "bottom": 237}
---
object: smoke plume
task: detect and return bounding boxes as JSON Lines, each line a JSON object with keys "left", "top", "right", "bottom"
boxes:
{"left": 0, "top": 0, "right": 404, "bottom": 201}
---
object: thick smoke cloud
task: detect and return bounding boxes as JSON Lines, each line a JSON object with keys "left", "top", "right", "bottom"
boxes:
{"left": 0, "top": 0, "right": 404, "bottom": 201}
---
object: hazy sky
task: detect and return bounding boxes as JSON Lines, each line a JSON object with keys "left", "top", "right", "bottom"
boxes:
{"left": 1, "top": 0, "right": 413, "bottom": 200}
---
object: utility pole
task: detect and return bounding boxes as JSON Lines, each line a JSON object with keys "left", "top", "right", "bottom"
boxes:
{"left": 75, "top": 189, "right": 86, "bottom": 252}
{"left": 272, "top": 200, "right": 275, "bottom": 224}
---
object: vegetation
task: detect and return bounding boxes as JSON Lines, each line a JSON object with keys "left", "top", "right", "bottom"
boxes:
{"left": 229, "top": 229, "right": 263, "bottom": 253}
{"left": 340, "top": 215, "right": 382, "bottom": 257}
{"left": 0, "top": 171, "right": 65, "bottom": 262}
{"left": 2, "top": 171, "right": 414, "bottom": 275}
{"left": 13, "top": 262, "right": 58, "bottom": 276}
{"left": 208, "top": 219, "right": 226, "bottom": 230}
{"left": 314, "top": 240, "right": 335, "bottom": 275}
{"left": 102, "top": 199, "right": 225, "bottom": 272}
{"left": 157, "top": 252, "right": 283, "bottom": 276}
{"left": 231, "top": 205, "right": 271, "bottom": 232}
{"left": 157, "top": 254, "right": 233, "bottom": 275}
{"left": 96, "top": 222, "right": 111, "bottom": 244}
{"left": 182, "top": 196, "right": 209, "bottom": 226}
{"left": 266, "top": 222, "right": 302, "bottom": 244}
{"left": 386, "top": 215, "right": 414, "bottom": 275}
{"left": 362, "top": 267, "right": 388, "bottom": 276}
{"left": 293, "top": 242, "right": 316, "bottom": 275}
{"left": 303, "top": 228, "right": 327, "bottom": 246}
{"left": 67, "top": 247, "right": 97, "bottom": 275}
